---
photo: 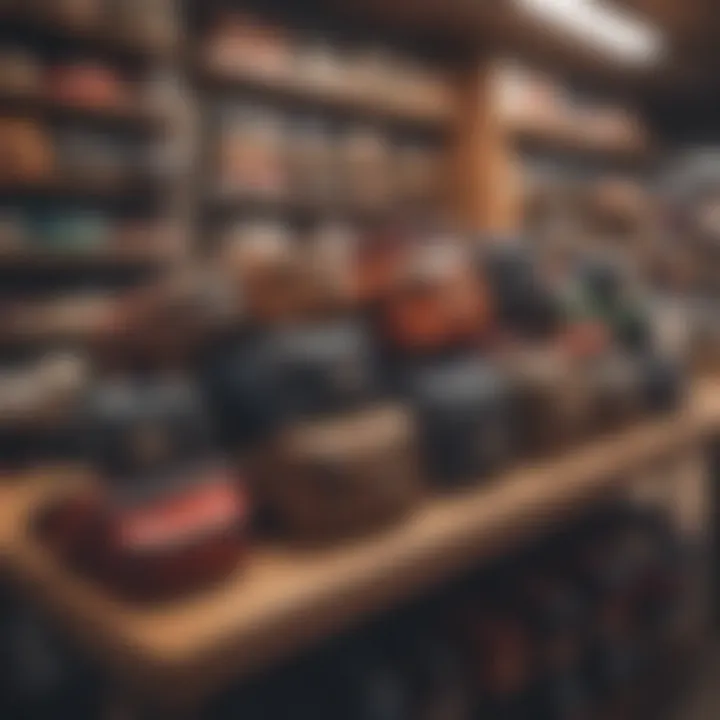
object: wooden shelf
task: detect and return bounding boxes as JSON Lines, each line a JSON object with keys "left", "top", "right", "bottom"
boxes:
{"left": 1, "top": 381, "right": 719, "bottom": 710}
{"left": 0, "top": 174, "right": 161, "bottom": 204}
{"left": 0, "top": 294, "right": 120, "bottom": 349}
{"left": 196, "top": 63, "right": 454, "bottom": 130}
{"left": 0, "top": 9, "right": 170, "bottom": 65}
{"left": 0, "top": 408, "right": 74, "bottom": 433}
{"left": 0, "top": 248, "right": 167, "bottom": 272}
{"left": 0, "top": 89, "right": 165, "bottom": 134}
{"left": 506, "top": 113, "right": 653, "bottom": 161}
{"left": 0, "top": 321, "right": 107, "bottom": 350}
{"left": 204, "top": 191, "right": 396, "bottom": 225}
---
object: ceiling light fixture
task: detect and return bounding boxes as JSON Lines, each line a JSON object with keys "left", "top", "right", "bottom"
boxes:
{"left": 517, "top": 0, "right": 664, "bottom": 65}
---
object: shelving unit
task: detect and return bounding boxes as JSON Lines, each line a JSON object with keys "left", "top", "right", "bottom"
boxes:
{"left": 0, "top": 174, "right": 162, "bottom": 202}
{"left": 203, "top": 191, "right": 397, "bottom": 227}
{"left": 0, "top": 4, "right": 183, "bottom": 468}
{"left": 1, "top": 381, "right": 719, "bottom": 712}
{"left": 195, "top": 63, "right": 454, "bottom": 129}
{"left": 185, "top": 0, "right": 459, "bottom": 256}
{"left": 507, "top": 113, "right": 653, "bottom": 162}
{"left": 0, "top": 314, "right": 112, "bottom": 350}
{"left": 0, "top": 89, "right": 166, "bottom": 134}
{"left": 0, "top": 246, "right": 168, "bottom": 271}
{"left": 0, "top": 5, "right": 715, "bottom": 720}
{"left": 0, "top": 7, "right": 171, "bottom": 64}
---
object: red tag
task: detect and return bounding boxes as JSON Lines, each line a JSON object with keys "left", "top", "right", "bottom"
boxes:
{"left": 117, "top": 477, "right": 245, "bottom": 552}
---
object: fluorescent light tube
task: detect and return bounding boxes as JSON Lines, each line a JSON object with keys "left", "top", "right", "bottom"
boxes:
{"left": 517, "top": 0, "right": 664, "bottom": 64}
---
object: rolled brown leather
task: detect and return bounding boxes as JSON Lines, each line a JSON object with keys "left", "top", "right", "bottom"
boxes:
{"left": 505, "top": 348, "right": 595, "bottom": 457}
{"left": 264, "top": 405, "right": 421, "bottom": 542}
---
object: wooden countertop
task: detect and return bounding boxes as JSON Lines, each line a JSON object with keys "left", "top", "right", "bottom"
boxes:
{"left": 2, "top": 381, "right": 720, "bottom": 709}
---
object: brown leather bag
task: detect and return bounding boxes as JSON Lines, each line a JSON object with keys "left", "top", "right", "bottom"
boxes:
{"left": 585, "top": 352, "right": 644, "bottom": 433}
{"left": 264, "top": 406, "right": 421, "bottom": 541}
{"left": 505, "top": 348, "right": 595, "bottom": 457}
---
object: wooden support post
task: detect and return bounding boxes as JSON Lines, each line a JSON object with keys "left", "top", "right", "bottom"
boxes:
{"left": 451, "top": 58, "right": 521, "bottom": 236}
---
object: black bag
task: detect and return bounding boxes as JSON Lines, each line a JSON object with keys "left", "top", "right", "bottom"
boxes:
{"left": 480, "top": 243, "right": 563, "bottom": 340}
{"left": 639, "top": 353, "right": 685, "bottom": 414}
{"left": 268, "top": 319, "right": 379, "bottom": 420}
{"left": 85, "top": 376, "right": 220, "bottom": 504}
{"left": 409, "top": 358, "right": 513, "bottom": 487}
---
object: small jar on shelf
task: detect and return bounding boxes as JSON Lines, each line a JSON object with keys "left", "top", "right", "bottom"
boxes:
{"left": 345, "top": 46, "right": 397, "bottom": 106}
{"left": 204, "top": 11, "right": 293, "bottom": 81}
{"left": 0, "top": 210, "right": 27, "bottom": 252}
{"left": 47, "top": 61, "right": 130, "bottom": 111}
{"left": 113, "top": 219, "right": 175, "bottom": 259}
{"left": 0, "top": 47, "right": 42, "bottom": 96}
{"left": 394, "top": 143, "right": 441, "bottom": 208}
{"left": 339, "top": 125, "right": 394, "bottom": 213}
{"left": 56, "top": 130, "right": 126, "bottom": 186}
{"left": 28, "top": 210, "right": 110, "bottom": 252}
{"left": 216, "top": 105, "right": 287, "bottom": 200}
{"left": 287, "top": 118, "right": 338, "bottom": 207}
{"left": 294, "top": 36, "right": 347, "bottom": 93}
{"left": 0, "top": 118, "right": 55, "bottom": 183}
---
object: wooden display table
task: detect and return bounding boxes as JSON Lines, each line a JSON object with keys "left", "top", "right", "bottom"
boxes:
{"left": 2, "top": 381, "right": 720, "bottom": 714}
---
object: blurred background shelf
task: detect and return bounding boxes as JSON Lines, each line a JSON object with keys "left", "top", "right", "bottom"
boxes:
{"left": 0, "top": 409, "right": 74, "bottom": 433}
{"left": 0, "top": 297, "right": 119, "bottom": 349}
{"left": 0, "top": 89, "right": 165, "bottom": 134}
{"left": 0, "top": 7, "right": 172, "bottom": 65}
{"left": 0, "top": 247, "right": 169, "bottom": 271}
{"left": 507, "top": 113, "right": 654, "bottom": 161}
{"left": 0, "top": 174, "right": 163, "bottom": 203}
{"left": 195, "top": 64, "right": 454, "bottom": 130}
{"left": 0, "top": 324, "right": 108, "bottom": 350}
{"left": 203, "top": 191, "right": 399, "bottom": 226}
{"left": 1, "top": 381, "right": 718, "bottom": 711}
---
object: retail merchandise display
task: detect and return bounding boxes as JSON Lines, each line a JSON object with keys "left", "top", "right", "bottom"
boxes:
{"left": 198, "top": 5, "right": 449, "bottom": 242}
{"left": 0, "top": 2, "right": 691, "bottom": 605}
{"left": 660, "top": 150, "right": 720, "bottom": 373}
{"left": 0, "top": 0, "right": 178, "bottom": 481}
{"left": 0, "top": 4, "right": 716, "bottom": 720}
{"left": 210, "top": 106, "right": 442, "bottom": 215}
{"left": 24, "top": 221, "right": 687, "bottom": 599}
{"left": 201, "top": 9, "right": 450, "bottom": 115}
{"left": 0, "top": 7, "right": 177, "bottom": 233}
{"left": 41, "top": 377, "right": 248, "bottom": 602}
